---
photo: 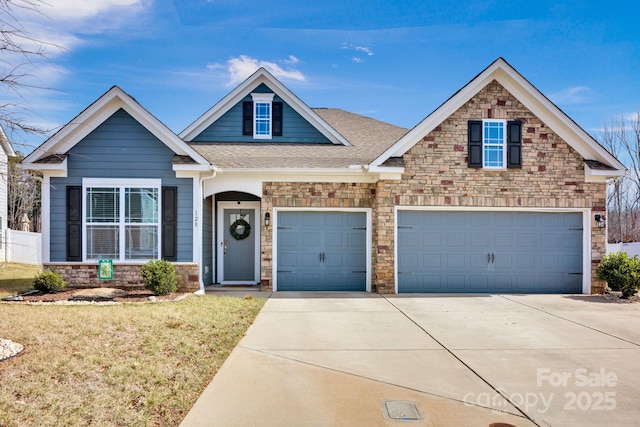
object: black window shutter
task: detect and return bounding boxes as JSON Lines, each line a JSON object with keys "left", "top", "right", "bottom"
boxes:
{"left": 66, "top": 186, "right": 82, "bottom": 261}
{"left": 242, "top": 101, "right": 253, "bottom": 136}
{"left": 162, "top": 186, "right": 177, "bottom": 261}
{"left": 272, "top": 102, "right": 283, "bottom": 136}
{"left": 507, "top": 120, "right": 522, "bottom": 168}
{"left": 468, "top": 120, "right": 483, "bottom": 168}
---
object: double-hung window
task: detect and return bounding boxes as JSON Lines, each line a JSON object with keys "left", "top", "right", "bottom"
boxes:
{"left": 468, "top": 119, "right": 522, "bottom": 169}
{"left": 83, "top": 179, "right": 160, "bottom": 261}
{"left": 251, "top": 93, "right": 274, "bottom": 139}
{"left": 482, "top": 119, "right": 506, "bottom": 168}
{"left": 242, "top": 93, "right": 283, "bottom": 139}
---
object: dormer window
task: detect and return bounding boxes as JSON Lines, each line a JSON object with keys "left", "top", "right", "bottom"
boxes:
{"left": 243, "top": 93, "right": 283, "bottom": 139}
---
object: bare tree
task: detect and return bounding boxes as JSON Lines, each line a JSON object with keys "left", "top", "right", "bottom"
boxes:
{"left": 7, "top": 152, "right": 40, "bottom": 231}
{"left": 1, "top": 0, "right": 57, "bottom": 232}
{"left": 600, "top": 113, "right": 640, "bottom": 242}
{"left": 1, "top": 0, "right": 56, "bottom": 138}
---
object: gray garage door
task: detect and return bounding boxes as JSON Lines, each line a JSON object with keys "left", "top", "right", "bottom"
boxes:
{"left": 277, "top": 211, "right": 367, "bottom": 291}
{"left": 397, "top": 211, "right": 583, "bottom": 293}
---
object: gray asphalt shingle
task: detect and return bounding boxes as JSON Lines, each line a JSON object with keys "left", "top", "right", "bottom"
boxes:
{"left": 188, "top": 108, "right": 408, "bottom": 169}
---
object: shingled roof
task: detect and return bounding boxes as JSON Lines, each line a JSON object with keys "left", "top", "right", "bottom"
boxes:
{"left": 187, "top": 108, "right": 408, "bottom": 169}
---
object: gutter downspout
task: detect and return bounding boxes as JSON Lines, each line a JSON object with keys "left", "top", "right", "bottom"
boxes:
{"left": 194, "top": 166, "right": 218, "bottom": 296}
{"left": 201, "top": 166, "right": 218, "bottom": 196}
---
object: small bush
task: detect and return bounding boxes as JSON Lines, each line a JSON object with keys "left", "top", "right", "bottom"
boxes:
{"left": 140, "top": 260, "right": 178, "bottom": 295}
{"left": 597, "top": 252, "right": 640, "bottom": 299}
{"left": 33, "top": 270, "right": 67, "bottom": 293}
{"left": 597, "top": 252, "right": 630, "bottom": 292}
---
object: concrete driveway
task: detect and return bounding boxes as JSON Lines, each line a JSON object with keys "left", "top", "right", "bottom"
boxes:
{"left": 181, "top": 293, "right": 640, "bottom": 427}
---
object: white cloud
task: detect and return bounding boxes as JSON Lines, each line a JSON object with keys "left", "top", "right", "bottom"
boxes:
{"left": 549, "top": 86, "right": 592, "bottom": 105}
{"left": 9, "top": 0, "right": 149, "bottom": 51}
{"left": 355, "top": 46, "right": 373, "bottom": 56}
{"left": 209, "top": 55, "right": 306, "bottom": 86}
{"left": 342, "top": 43, "right": 374, "bottom": 63}
{"left": 42, "top": 0, "right": 145, "bottom": 21}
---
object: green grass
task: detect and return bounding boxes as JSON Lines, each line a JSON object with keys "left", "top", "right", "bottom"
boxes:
{"left": 0, "top": 263, "right": 41, "bottom": 298}
{"left": 0, "top": 295, "right": 266, "bottom": 426}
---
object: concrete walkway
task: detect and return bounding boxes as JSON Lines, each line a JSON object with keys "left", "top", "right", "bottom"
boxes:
{"left": 181, "top": 293, "right": 640, "bottom": 426}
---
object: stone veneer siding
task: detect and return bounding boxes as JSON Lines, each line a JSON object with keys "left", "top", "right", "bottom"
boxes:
{"left": 43, "top": 263, "right": 200, "bottom": 293}
{"left": 260, "top": 182, "right": 375, "bottom": 291}
{"left": 373, "top": 80, "right": 606, "bottom": 294}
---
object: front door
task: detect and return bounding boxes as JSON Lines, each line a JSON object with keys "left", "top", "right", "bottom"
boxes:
{"left": 218, "top": 202, "right": 259, "bottom": 284}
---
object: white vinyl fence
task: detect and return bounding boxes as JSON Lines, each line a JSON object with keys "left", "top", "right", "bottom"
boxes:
{"left": 5, "top": 229, "right": 42, "bottom": 265}
{"left": 606, "top": 242, "right": 640, "bottom": 258}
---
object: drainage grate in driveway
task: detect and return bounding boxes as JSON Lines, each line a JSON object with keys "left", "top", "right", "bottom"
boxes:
{"left": 384, "top": 400, "right": 421, "bottom": 420}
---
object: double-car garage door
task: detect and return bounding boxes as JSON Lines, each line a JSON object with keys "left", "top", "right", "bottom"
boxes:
{"left": 275, "top": 210, "right": 584, "bottom": 293}
{"left": 397, "top": 211, "right": 583, "bottom": 293}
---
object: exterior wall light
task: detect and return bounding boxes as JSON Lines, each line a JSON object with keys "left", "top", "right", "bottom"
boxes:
{"left": 595, "top": 214, "right": 605, "bottom": 228}
{"left": 265, "top": 212, "right": 270, "bottom": 227}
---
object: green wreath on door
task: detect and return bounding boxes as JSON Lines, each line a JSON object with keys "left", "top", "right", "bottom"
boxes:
{"left": 230, "top": 218, "right": 251, "bottom": 240}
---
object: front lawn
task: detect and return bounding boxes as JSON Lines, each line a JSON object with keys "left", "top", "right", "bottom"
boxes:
{"left": 0, "top": 263, "right": 41, "bottom": 298}
{"left": 0, "top": 295, "right": 265, "bottom": 426}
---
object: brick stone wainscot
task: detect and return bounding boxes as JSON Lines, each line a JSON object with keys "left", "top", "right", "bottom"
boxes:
{"left": 43, "top": 263, "right": 200, "bottom": 293}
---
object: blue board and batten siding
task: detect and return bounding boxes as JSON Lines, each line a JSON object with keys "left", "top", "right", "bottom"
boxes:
{"left": 192, "top": 84, "right": 331, "bottom": 143}
{"left": 49, "top": 109, "right": 194, "bottom": 262}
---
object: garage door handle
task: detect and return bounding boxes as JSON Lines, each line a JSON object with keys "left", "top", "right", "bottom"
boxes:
{"left": 319, "top": 252, "right": 325, "bottom": 262}
{"left": 491, "top": 253, "right": 495, "bottom": 263}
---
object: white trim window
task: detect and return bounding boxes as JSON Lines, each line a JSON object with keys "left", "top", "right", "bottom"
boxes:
{"left": 251, "top": 93, "right": 274, "bottom": 139}
{"left": 83, "top": 179, "right": 161, "bottom": 261}
{"left": 482, "top": 119, "right": 506, "bottom": 169}
{"left": 468, "top": 119, "right": 522, "bottom": 169}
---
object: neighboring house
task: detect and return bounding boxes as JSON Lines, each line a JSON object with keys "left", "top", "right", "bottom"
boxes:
{"left": 0, "top": 126, "right": 16, "bottom": 262}
{"left": 22, "top": 58, "right": 625, "bottom": 294}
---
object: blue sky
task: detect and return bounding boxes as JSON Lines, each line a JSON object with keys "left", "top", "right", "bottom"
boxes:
{"left": 6, "top": 0, "right": 640, "bottom": 154}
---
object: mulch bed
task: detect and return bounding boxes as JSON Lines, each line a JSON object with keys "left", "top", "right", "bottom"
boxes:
{"left": 3, "top": 289, "right": 186, "bottom": 303}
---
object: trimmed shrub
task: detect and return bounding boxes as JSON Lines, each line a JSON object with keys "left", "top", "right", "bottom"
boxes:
{"left": 597, "top": 252, "right": 640, "bottom": 299}
{"left": 140, "top": 260, "right": 178, "bottom": 295}
{"left": 597, "top": 251, "right": 630, "bottom": 292}
{"left": 624, "top": 257, "right": 640, "bottom": 299}
{"left": 33, "top": 270, "right": 67, "bottom": 293}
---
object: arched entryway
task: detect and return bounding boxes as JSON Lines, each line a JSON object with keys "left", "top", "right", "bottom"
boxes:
{"left": 213, "top": 191, "right": 261, "bottom": 285}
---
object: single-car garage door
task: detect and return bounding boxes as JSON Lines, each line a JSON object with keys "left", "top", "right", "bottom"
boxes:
{"left": 277, "top": 211, "right": 367, "bottom": 291}
{"left": 397, "top": 211, "right": 583, "bottom": 293}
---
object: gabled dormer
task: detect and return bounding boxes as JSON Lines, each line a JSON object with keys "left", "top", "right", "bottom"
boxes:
{"left": 180, "top": 68, "right": 351, "bottom": 146}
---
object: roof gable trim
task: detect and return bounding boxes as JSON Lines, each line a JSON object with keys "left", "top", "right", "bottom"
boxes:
{"left": 370, "top": 58, "right": 624, "bottom": 173}
{"left": 179, "top": 68, "right": 352, "bottom": 147}
{"left": 24, "top": 86, "right": 210, "bottom": 166}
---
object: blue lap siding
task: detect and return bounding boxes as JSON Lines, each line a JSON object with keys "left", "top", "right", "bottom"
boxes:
{"left": 191, "top": 84, "right": 331, "bottom": 144}
{"left": 49, "top": 108, "right": 193, "bottom": 262}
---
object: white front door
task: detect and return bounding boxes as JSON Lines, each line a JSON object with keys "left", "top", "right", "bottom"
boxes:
{"left": 217, "top": 201, "right": 260, "bottom": 284}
